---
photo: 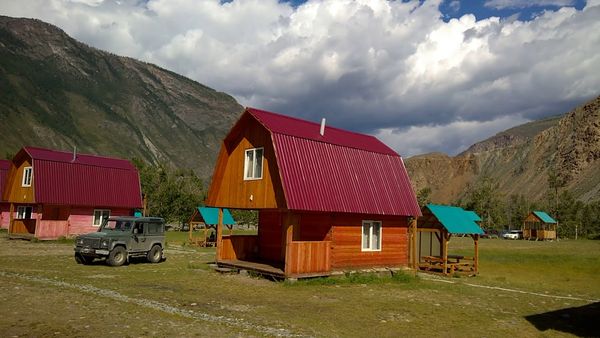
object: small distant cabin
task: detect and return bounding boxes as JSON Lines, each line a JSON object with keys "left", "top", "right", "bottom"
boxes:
{"left": 206, "top": 107, "right": 421, "bottom": 279}
{"left": 417, "top": 204, "right": 484, "bottom": 275}
{"left": 0, "top": 160, "right": 10, "bottom": 229}
{"left": 523, "top": 211, "right": 557, "bottom": 240}
{"left": 188, "top": 207, "right": 236, "bottom": 246}
{"left": 2, "top": 146, "right": 143, "bottom": 240}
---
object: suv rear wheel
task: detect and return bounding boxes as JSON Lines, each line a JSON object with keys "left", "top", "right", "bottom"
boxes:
{"left": 147, "top": 244, "right": 162, "bottom": 263}
{"left": 107, "top": 246, "right": 127, "bottom": 266}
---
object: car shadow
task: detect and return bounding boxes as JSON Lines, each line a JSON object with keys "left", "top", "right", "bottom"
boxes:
{"left": 524, "top": 302, "right": 600, "bottom": 337}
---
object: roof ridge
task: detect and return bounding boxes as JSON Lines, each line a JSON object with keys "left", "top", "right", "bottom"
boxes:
{"left": 248, "top": 107, "right": 381, "bottom": 140}
{"left": 24, "top": 146, "right": 134, "bottom": 170}
{"left": 246, "top": 107, "right": 398, "bottom": 156}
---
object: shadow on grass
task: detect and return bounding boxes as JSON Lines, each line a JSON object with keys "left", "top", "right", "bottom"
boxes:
{"left": 525, "top": 302, "right": 600, "bottom": 337}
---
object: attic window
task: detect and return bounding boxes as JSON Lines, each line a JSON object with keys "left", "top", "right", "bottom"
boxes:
{"left": 244, "top": 147, "right": 264, "bottom": 180}
{"left": 22, "top": 167, "right": 33, "bottom": 187}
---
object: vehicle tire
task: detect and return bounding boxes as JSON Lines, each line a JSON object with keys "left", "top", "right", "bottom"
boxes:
{"left": 107, "top": 246, "right": 127, "bottom": 267}
{"left": 147, "top": 244, "right": 162, "bottom": 263}
{"left": 75, "top": 253, "right": 93, "bottom": 265}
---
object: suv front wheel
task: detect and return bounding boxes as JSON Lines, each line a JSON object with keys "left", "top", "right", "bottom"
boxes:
{"left": 147, "top": 245, "right": 162, "bottom": 263}
{"left": 107, "top": 246, "right": 127, "bottom": 266}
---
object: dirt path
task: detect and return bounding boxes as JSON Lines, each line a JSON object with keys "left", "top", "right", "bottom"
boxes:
{"left": 0, "top": 270, "right": 308, "bottom": 338}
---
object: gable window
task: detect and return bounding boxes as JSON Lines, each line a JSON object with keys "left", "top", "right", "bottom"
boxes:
{"left": 362, "top": 220, "right": 382, "bottom": 251}
{"left": 22, "top": 167, "right": 33, "bottom": 187}
{"left": 244, "top": 147, "right": 264, "bottom": 180}
{"left": 16, "top": 206, "right": 33, "bottom": 219}
{"left": 93, "top": 209, "right": 110, "bottom": 226}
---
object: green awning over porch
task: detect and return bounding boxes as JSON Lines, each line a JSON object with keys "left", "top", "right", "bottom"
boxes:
{"left": 198, "top": 207, "right": 236, "bottom": 226}
{"left": 425, "top": 204, "right": 484, "bottom": 235}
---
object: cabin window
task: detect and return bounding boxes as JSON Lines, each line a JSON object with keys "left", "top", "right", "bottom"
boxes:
{"left": 16, "top": 206, "right": 33, "bottom": 219}
{"left": 22, "top": 167, "right": 33, "bottom": 187}
{"left": 93, "top": 209, "right": 110, "bottom": 226}
{"left": 362, "top": 220, "right": 382, "bottom": 251}
{"left": 244, "top": 147, "right": 264, "bottom": 180}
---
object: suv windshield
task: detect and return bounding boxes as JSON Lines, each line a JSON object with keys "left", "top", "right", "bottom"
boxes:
{"left": 100, "top": 219, "right": 132, "bottom": 232}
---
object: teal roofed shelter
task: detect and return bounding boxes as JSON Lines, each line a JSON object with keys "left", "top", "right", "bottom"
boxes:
{"left": 523, "top": 211, "right": 557, "bottom": 241}
{"left": 188, "top": 207, "right": 236, "bottom": 247}
{"left": 416, "top": 204, "right": 484, "bottom": 276}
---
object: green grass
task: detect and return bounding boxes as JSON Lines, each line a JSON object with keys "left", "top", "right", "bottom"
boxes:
{"left": 0, "top": 233, "right": 597, "bottom": 337}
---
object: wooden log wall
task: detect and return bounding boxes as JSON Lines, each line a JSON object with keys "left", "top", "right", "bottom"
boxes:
{"left": 220, "top": 235, "right": 259, "bottom": 261}
{"left": 330, "top": 214, "right": 409, "bottom": 269}
{"left": 286, "top": 241, "right": 331, "bottom": 275}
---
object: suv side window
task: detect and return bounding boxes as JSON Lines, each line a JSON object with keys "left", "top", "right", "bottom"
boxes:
{"left": 147, "top": 222, "right": 163, "bottom": 234}
{"left": 133, "top": 222, "right": 144, "bottom": 235}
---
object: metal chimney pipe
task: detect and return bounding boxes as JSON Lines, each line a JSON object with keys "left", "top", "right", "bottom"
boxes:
{"left": 72, "top": 146, "right": 77, "bottom": 162}
{"left": 320, "top": 118, "right": 326, "bottom": 136}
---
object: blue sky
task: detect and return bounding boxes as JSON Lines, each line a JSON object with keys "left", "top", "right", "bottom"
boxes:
{"left": 1, "top": 0, "right": 599, "bottom": 157}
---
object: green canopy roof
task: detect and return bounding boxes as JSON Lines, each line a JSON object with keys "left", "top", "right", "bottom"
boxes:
{"left": 533, "top": 211, "right": 557, "bottom": 224}
{"left": 463, "top": 210, "right": 482, "bottom": 222}
{"left": 426, "top": 204, "right": 484, "bottom": 235}
{"left": 198, "top": 207, "right": 236, "bottom": 225}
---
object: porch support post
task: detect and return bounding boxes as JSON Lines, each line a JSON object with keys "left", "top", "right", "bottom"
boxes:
{"left": 283, "top": 212, "right": 296, "bottom": 277}
{"left": 443, "top": 232, "right": 450, "bottom": 275}
{"left": 473, "top": 234, "right": 479, "bottom": 274}
{"left": 409, "top": 217, "right": 418, "bottom": 269}
{"left": 216, "top": 208, "right": 223, "bottom": 262}
{"left": 8, "top": 203, "right": 14, "bottom": 235}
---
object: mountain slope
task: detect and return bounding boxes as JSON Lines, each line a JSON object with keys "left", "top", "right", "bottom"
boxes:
{"left": 0, "top": 16, "right": 242, "bottom": 178}
{"left": 405, "top": 96, "right": 600, "bottom": 203}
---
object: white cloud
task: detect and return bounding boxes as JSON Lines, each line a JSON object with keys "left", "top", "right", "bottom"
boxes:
{"left": 484, "top": 0, "right": 576, "bottom": 9}
{"left": 375, "top": 115, "right": 529, "bottom": 157}
{"left": 0, "top": 0, "right": 599, "bottom": 156}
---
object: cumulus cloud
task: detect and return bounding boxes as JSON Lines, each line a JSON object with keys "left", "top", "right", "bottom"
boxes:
{"left": 484, "top": 0, "right": 576, "bottom": 9}
{"left": 1, "top": 0, "right": 599, "bottom": 157}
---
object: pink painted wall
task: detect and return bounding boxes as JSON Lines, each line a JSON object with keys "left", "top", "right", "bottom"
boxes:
{"left": 31, "top": 206, "right": 133, "bottom": 239}
{"left": 0, "top": 203, "right": 10, "bottom": 229}
{"left": 67, "top": 207, "right": 132, "bottom": 236}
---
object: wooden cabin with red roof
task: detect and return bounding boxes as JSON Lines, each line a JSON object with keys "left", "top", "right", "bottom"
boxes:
{"left": 0, "top": 159, "right": 10, "bottom": 229}
{"left": 2, "top": 147, "right": 143, "bottom": 240}
{"left": 206, "top": 108, "right": 421, "bottom": 279}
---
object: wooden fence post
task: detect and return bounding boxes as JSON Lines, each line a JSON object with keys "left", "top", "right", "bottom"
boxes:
{"left": 216, "top": 208, "right": 223, "bottom": 262}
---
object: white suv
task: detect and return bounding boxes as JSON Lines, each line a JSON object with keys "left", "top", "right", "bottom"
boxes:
{"left": 503, "top": 230, "right": 522, "bottom": 240}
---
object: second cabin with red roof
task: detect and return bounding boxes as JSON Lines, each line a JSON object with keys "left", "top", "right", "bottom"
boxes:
{"left": 206, "top": 108, "right": 422, "bottom": 279}
{"left": 2, "top": 146, "right": 143, "bottom": 240}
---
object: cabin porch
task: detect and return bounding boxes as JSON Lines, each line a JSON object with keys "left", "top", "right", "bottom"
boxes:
{"left": 216, "top": 233, "right": 332, "bottom": 279}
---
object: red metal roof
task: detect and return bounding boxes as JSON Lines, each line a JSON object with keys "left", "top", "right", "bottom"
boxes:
{"left": 23, "top": 147, "right": 142, "bottom": 208}
{"left": 0, "top": 160, "right": 10, "bottom": 202}
{"left": 247, "top": 108, "right": 398, "bottom": 156}
{"left": 245, "top": 108, "right": 421, "bottom": 216}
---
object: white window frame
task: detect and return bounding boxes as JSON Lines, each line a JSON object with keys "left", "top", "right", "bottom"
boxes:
{"left": 243, "top": 147, "right": 264, "bottom": 180}
{"left": 22, "top": 166, "right": 33, "bottom": 187}
{"left": 361, "top": 220, "right": 382, "bottom": 252}
{"left": 16, "top": 206, "right": 33, "bottom": 219}
{"left": 93, "top": 209, "right": 111, "bottom": 227}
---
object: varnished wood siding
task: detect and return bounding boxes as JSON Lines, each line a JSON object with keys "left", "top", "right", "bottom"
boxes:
{"left": 207, "top": 117, "right": 286, "bottom": 209}
{"left": 5, "top": 160, "right": 35, "bottom": 204}
{"left": 258, "top": 210, "right": 283, "bottom": 262}
{"left": 299, "top": 213, "right": 332, "bottom": 241}
{"left": 524, "top": 213, "right": 540, "bottom": 223}
{"left": 221, "top": 235, "right": 259, "bottom": 260}
{"left": 11, "top": 219, "right": 36, "bottom": 234}
{"left": 331, "top": 214, "right": 409, "bottom": 269}
{"left": 287, "top": 241, "right": 331, "bottom": 275}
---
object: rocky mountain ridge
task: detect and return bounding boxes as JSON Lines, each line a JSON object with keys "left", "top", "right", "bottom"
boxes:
{"left": 0, "top": 16, "right": 242, "bottom": 179}
{"left": 405, "top": 96, "right": 600, "bottom": 203}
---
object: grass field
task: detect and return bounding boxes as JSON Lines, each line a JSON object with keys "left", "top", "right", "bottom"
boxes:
{"left": 0, "top": 232, "right": 598, "bottom": 337}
